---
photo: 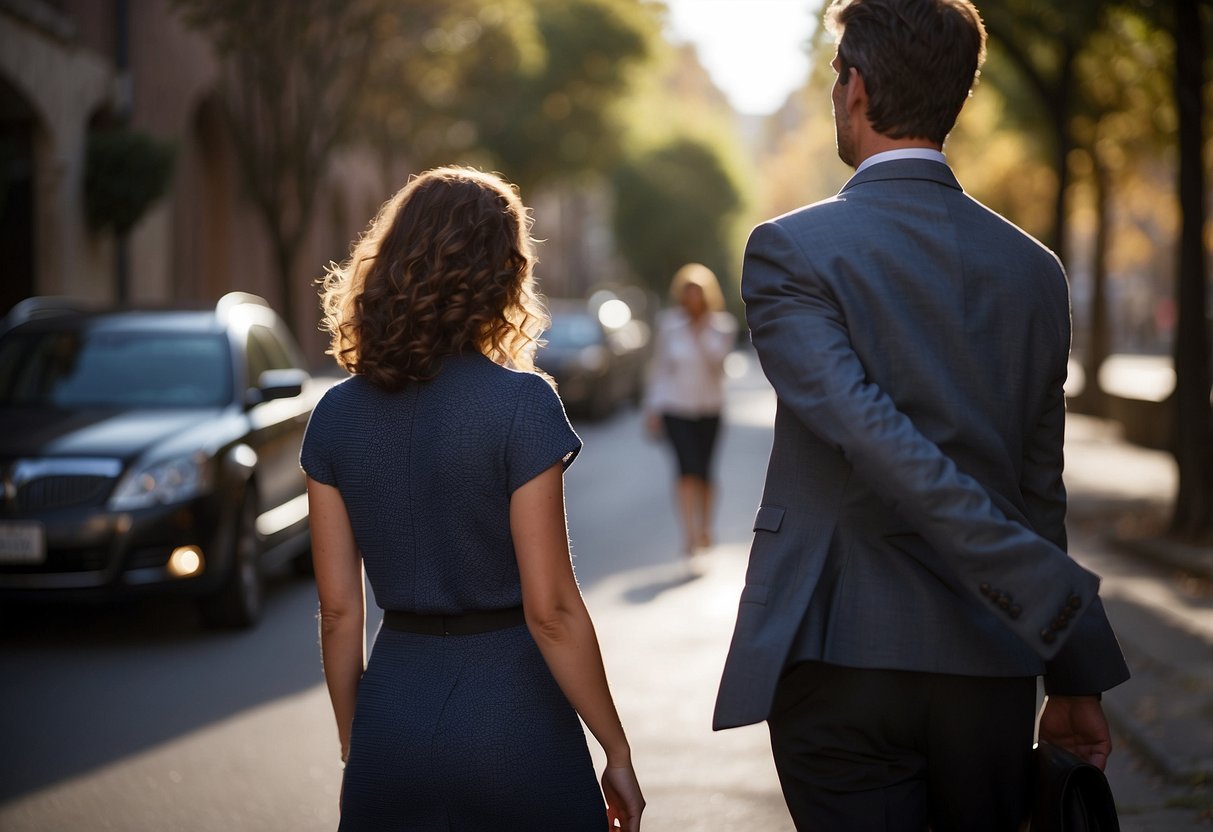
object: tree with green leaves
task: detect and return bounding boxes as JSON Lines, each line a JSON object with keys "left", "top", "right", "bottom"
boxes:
{"left": 363, "top": 0, "right": 657, "bottom": 194}
{"left": 478, "top": 0, "right": 656, "bottom": 192}
{"left": 1064, "top": 7, "right": 1173, "bottom": 416}
{"left": 354, "top": 0, "right": 540, "bottom": 177}
{"left": 610, "top": 137, "right": 746, "bottom": 299}
{"left": 980, "top": 0, "right": 1116, "bottom": 263}
{"left": 986, "top": 0, "right": 1211, "bottom": 539}
{"left": 175, "top": 0, "right": 657, "bottom": 328}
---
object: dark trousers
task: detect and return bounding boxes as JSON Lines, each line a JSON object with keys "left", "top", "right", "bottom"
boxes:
{"left": 768, "top": 661, "right": 1035, "bottom": 832}
{"left": 661, "top": 413, "right": 721, "bottom": 480}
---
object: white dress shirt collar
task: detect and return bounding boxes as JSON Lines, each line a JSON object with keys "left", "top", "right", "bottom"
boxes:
{"left": 855, "top": 148, "right": 947, "bottom": 175}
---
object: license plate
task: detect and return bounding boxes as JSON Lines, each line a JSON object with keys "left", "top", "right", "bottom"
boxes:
{"left": 0, "top": 522, "right": 46, "bottom": 564}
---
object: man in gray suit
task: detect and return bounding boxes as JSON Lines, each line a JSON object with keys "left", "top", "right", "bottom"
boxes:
{"left": 713, "top": 0, "right": 1130, "bottom": 828}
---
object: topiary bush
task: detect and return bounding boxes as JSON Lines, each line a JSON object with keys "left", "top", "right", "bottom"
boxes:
{"left": 84, "top": 127, "right": 176, "bottom": 234}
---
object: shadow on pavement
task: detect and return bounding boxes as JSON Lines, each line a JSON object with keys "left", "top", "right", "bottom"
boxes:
{"left": 621, "top": 568, "right": 703, "bottom": 604}
{"left": 0, "top": 568, "right": 328, "bottom": 802}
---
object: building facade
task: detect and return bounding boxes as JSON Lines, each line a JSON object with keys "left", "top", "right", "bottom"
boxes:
{"left": 0, "top": 0, "right": 390, "bottom": 362}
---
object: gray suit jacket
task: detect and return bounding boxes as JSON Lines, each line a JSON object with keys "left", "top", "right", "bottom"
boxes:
{"left": 714, "top": 160, "right": 1130, "bottom": 730}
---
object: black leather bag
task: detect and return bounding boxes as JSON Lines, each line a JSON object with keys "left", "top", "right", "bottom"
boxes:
{"left": 1031, "top": 741, "right": 1120, "bottom": 832}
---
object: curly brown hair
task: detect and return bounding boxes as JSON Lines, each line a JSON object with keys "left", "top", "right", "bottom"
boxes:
{"left": 320, "top": 166, "right": 547, "bottom": 390}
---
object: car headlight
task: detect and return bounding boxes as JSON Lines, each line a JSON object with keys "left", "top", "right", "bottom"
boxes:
{"left": 110, "top": 452, "right": 212, "bottom": 510}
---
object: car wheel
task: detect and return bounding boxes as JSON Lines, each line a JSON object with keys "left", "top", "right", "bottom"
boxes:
{"left": 200, "top": 489, "right": 263, "bottom": 629}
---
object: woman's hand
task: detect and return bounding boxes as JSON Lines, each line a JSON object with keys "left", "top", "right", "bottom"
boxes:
{"left": 644, "top": 411, "right": 663, "bottom": 440}
{"left": 602, "top": 764, "right": 644, "bottom": 831}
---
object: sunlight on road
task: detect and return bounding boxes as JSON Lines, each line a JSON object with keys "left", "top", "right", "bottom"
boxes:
{"left": 726, "top": 385, "right": 777, "bottom": 430}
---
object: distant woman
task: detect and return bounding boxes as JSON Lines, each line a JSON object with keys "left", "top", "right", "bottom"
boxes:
{"left": 644, "top": 263, "right": 737, "bottom": 556}
{"left": 302, "top": 166, "right": 643, "bottom": 831}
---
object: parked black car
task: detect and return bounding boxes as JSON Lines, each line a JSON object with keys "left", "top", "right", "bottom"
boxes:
{"left": 538, "top": 297, "right": 650, "bottom": 419}
{"left": 0, "top": 293, "right": 322, "bottom": 628}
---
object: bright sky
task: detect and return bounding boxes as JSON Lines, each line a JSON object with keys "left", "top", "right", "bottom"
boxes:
{"left": 663, "top": 0, "right": 820, "bottom": 116}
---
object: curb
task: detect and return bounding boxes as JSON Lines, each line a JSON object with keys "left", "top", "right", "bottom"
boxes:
{"left": 1103, "top": 697, "right": 1213, "bottom": 787}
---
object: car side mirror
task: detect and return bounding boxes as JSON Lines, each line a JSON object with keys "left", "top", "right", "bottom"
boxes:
{"left": 247, "top": 368, "right": 308, "bottom": 406}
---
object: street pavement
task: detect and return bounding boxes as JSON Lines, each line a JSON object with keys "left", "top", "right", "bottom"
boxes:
{"left": 1, "top": 354, "right": 1210, "bottom": 830}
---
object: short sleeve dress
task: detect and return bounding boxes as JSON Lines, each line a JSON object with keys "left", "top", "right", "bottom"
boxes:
{"left": 301, "top": 354, "right": 605, "bottom": 831}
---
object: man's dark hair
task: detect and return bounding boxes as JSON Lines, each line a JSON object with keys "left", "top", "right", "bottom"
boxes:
{"left": 825, "top": 0, "right": 987, "bottom": 144}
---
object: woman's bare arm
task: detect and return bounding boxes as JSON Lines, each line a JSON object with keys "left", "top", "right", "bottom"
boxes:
{"left": 307, "top": 476, "right": 366, "bottom": 763}
{"left": 511, "top": 463, "right": 644, "bottom": 830}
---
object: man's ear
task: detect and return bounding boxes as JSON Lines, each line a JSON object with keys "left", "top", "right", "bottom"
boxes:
{"left": 845, "top": 66, "right": 867, "bottom": 114}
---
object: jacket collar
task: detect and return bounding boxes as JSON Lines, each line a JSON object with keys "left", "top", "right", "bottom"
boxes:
{"left": 840, "top": 158, "right": 962, "bottom": 194}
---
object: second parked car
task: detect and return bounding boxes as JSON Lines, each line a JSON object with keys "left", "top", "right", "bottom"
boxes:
{"left": 538, "top": 297, "right": 650, "bottom": 419}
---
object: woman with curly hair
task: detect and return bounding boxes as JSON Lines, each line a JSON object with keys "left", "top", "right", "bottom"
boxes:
{"left": 301, "top": 166, "right": 643, "bottom": 831}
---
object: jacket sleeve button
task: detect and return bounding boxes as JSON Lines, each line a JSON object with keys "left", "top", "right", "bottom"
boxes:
{"left": 1067, "top": 595, "right": 1082, "bottom": 610}
{"left": 980, "top": 583, "right": 991, "bottom": 596}
{"left": 1040, "top": 630, "right": 1056, "bottom": 644}
{"left": 1009, "top": 605, "right": 1021, "bottom": 619}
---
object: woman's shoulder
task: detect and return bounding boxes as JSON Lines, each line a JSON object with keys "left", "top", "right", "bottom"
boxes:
{"left": 444, "top": 353, "right": 545, "bottom": 387}
{"left": 437, "top": 354, "right": 558, "bottom": 410}
{"left": 313, "top": 374, "right": 356, "bottom": 408}
{"left": 310, "top": 374, "right": 381, "bottom": 426}
{"left": 315, "top": 373, "right": 376, "bottom": 408}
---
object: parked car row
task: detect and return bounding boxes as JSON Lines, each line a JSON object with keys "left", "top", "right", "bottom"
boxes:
{"left": 0, "top": 289, "right": 654, "bottom": 628}
{"left": 0, "top": 293, "right": 322, "bottom": 628}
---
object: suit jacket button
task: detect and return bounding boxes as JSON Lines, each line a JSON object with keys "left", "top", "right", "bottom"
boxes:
{"left": 1053, "top": 617, "right": 1068, "bottom": 630}
{"left": 998, "top": 596, "right": 1011, "bottom": 610}
{"left": 1067, "top": 595, "right": 1082, "bottom": 610}
{"left": 1009, "top": 605, "right": 1021, "bottom": 619}
{"left": 980, "top": 583, "right": 991, "bottom": 596}
{"left": 1040, "top": 629, "right": 1056, "bottom": 644}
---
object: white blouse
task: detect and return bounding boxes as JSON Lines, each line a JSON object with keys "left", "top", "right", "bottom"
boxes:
{"left": 644, "top": 308, "right": 737, "bottom": 418}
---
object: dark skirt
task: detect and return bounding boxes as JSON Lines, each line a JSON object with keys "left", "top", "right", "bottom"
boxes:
{"left": 338, "top": 623, "right": 606, "bottom": 831}
{"left": 662, "top": 413, "right": 722, "bottom": 480}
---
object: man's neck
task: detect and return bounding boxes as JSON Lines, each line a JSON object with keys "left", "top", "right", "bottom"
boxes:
{"left": 853, "top": 136, "right": 942, "bottom": 169}
{"left": 855, "top": 147, "right": 947, "bottom": 175}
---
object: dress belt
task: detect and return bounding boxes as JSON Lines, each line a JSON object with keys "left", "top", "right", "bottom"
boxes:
{"left": 381, "top": 606, "right": 526, "bottom": 636}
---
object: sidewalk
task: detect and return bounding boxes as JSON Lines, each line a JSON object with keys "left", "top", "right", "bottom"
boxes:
{"left": 1063, "top": 415, "right": 1213, "bottom": 828}
{"left": 583, "top": 378, "right": 1212, "bottom": 830}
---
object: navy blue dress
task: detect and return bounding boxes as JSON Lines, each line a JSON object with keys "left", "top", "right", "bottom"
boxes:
{"left": 301, "top": 354, "right": 606, "bottom": 831}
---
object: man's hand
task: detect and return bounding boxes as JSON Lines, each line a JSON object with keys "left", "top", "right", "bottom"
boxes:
{"left": 1037, "top": 694, "right": 1113, "bottom": 771}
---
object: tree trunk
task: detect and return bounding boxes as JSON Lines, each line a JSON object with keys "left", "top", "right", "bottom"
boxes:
{"left": 114, "top": 232, "right": 130, "bottom": 304}
{"left": 1080, "top": 146, "right": 1112, "bottom": 417}
{"left": 1169, "top": 0, "right": 1211, "bottom": 539}
{"left": 1048, "top": 43, "right": 1077, "bottom": 265}
{"left": 272, "top": 233, "right": 299, "bottom": 339}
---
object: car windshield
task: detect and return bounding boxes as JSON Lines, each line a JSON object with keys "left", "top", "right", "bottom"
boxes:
{"left": 0, "top": 328, "right": 233, "bottom": 408}
{"left": 544, "top": 313, "right": 603, "bottom": 349}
